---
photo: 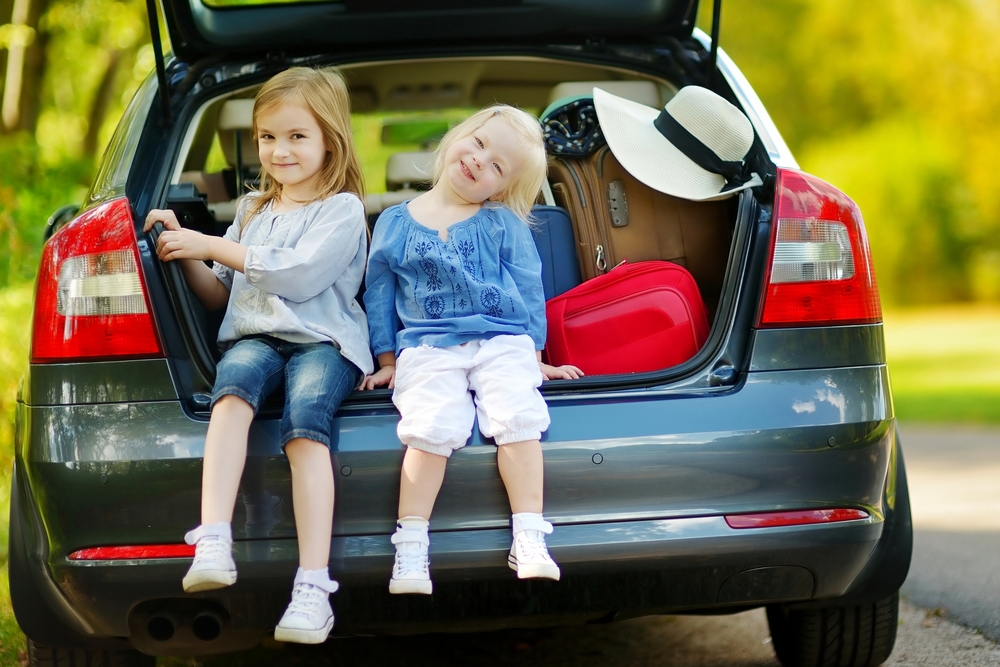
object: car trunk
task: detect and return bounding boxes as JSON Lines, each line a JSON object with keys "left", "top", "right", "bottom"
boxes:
{"left": 141, "top": 43, "right": 769, "bottom": 544}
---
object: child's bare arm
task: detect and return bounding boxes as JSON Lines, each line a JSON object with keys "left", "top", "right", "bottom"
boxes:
{"left": 537, "top": 350, "right": 584, "bottom": 381}
{"left": 143, "top": 209, "right": 232, "bottom": 311}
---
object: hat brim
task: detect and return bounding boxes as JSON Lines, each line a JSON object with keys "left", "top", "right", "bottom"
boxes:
{"left": 593, "top": 87, "right": 761, "bottom": 202}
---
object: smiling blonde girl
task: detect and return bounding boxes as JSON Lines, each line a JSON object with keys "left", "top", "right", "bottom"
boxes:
{"left": 363, "top": 105, "right": 582, "bottom": 595}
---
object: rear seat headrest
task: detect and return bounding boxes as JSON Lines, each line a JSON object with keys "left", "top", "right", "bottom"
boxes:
{"left": 547, "top": 81, "right": 662, "bottom": 108}
{"left": 217, "top": 98, "right": 258, "bottom": 168}
{"left": 218, "top": 99, "right": 254, "bottom": 131}
{"left": 386, "top": 152, "right": 434, "bottom": 191}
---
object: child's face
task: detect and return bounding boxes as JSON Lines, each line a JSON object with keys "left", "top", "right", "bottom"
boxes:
{"left": 256, "top": 103, "right": 329, "bottom": 195}
{"left": 442, "top": 117, "right": 526, "bottom": 204}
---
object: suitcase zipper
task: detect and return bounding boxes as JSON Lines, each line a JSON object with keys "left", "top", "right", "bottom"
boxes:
{"left": 562, "top": 159, "right": 604, "bottom": 278}
{"left": 588, "top": 146, "right": 616, "bottom": 273}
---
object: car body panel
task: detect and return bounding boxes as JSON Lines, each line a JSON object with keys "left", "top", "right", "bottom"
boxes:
{"left": 50, "top": 516, "right": 882, "bottom": 641}
{"left": 24, "top": 364, "right": 892, "bottom": 547}
{"left": 24, "top": 360, "right": 177, "bottom": 406}
{"left": 749, "top": 325, "right": 886, "bottom": 372}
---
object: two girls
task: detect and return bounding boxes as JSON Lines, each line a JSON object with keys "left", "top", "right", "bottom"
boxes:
{"left": 144, "top": 67, "right": 370, "bottom": 644}
{"left": 149, "top": 63, "right": 574, "bottom": 641}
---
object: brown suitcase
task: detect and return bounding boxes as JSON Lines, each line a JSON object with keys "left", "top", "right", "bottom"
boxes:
{"left": 548, "top": 145, "right": 734, "bottom": 316}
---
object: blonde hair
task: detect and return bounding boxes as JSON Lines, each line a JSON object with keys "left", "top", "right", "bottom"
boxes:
{"left": 245, "top": 66, "right": 365, "bottom": 219}
{"left": 432, "top": 105, "right": 546, "bottom": 223}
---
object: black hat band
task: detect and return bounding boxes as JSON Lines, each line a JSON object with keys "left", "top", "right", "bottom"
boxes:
{"left": 653, "top": 109, "right": 753, "bottom": 192}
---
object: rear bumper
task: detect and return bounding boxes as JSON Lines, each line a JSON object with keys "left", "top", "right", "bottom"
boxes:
{"left": 14, "top": 360, "right": 904, "bottom": 654}
{"left": 50, "top": 515, "right": 880, "bottom": 654}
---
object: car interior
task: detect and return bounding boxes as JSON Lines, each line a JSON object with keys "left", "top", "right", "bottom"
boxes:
{"left": 165, "top": 56, "right": 739, "bottom": 377}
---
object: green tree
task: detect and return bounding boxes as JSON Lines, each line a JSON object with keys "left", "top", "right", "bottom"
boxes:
{"left": 706, "top": 0, "right": 1000, "bottom": 303}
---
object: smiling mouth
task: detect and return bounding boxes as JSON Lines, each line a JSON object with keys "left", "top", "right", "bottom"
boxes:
{"left": 461, "top": 161, "right": 475, "bottom": 180}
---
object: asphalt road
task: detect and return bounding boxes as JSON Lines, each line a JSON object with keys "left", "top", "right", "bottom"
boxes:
{"left": 161, "top": 422, "right": 1000, "bottom": 666}
{"left": 898, "top": 423, "right": 1000, "bottom": 643}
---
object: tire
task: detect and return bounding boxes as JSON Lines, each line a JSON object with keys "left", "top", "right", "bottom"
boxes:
{"left": 766, "top": 592, "right": 899, "bottom": 667}
{"left": 26, "top": 640, "right": 156, "bottom": 667}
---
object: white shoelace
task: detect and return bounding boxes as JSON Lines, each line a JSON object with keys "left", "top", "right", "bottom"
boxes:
{"left": 394, "top": 544, "right": 429, "bottom": 577}
{"left": 285, "top": 583, "right": 328, "bottom": 622}
{"left": 516, "top": 530, "right": 552, "bottom": 562}
{"left": 193, "top": 536, "right": 232, "bottom": 566}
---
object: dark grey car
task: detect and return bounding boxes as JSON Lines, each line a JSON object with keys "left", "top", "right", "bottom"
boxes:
{"left": 9, "top": 1, "right": 911, "bottom": 666}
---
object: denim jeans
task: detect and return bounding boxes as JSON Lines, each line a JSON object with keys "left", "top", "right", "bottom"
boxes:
{"left": 212, "top": 336, "right": 361, "bottom": 448}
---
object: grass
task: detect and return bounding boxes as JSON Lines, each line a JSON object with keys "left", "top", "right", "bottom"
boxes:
{"left": 884, "top": 304, "right": 1000, "bottom": 424}
{"left": 0, "top": 564, "right": 26, "bottom": 665}
{"left": 0, "top": 296, "right": 997, "bottom": 663}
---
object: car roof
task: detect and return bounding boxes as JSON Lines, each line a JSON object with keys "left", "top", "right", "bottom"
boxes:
{"left": 159, "top": 0, "right": 701, "bottom": 62}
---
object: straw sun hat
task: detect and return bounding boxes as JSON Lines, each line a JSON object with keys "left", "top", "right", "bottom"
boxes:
{"left": 592, "top": 85, "right": 763, "bottom": 201}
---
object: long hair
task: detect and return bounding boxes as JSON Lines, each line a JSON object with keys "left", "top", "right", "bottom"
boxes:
{"left": 244, "top": 67, "right": 365, "bottom": 220}
{"left": 432, "top": 105, "right": 546, "bottom": 223}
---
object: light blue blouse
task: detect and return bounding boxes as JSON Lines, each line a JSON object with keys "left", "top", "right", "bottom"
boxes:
{"left": 365, "top": 202, "right": 546, "bottom": 357}
{"left": 212, "top": 192, "right": 374, "bottom": 375}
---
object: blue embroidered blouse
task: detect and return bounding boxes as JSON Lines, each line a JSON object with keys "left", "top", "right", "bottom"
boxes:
{"left": 365, "top": 202, "right": 547, "bottom": 357}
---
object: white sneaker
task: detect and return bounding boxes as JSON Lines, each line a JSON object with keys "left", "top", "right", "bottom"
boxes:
{"left": 389, "top": 518, "right": 432, "bottom": 595}
{"left": 508, "top": 513, "right": 560, "bottom": 581}
{"left": 182, "top": 523, "right": 237, "bottom": 593}
{"left": 274, "top": 568, "right": 339, "bottom": 644}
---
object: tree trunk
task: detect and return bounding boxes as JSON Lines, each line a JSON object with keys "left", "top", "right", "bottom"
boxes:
{"left": 1, "top": 0, "right": 50, "bottom": 134}
{"left": 0, "top": 0, "right": 15, "bottom": 94}
{"left": 83, "top": 48, "right": 129, "bottom": 158}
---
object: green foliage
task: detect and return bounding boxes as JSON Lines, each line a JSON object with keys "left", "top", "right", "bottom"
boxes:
{"left": 36, "top": 0, "right": 152, "bottom": 163}
{"left": 0, "top": 285, "right": 33, "bottom": 655}
{"left": 704, "top": 0, "right": 1000, "bottom": 304}
{"left": 802, "top": 118, "right": 984, "bottom": 304}
{"left": 0, "top": 135, "right": 90, "bottom": 289}
{"left": 0, "top": 284, "right": 32, "bottom": 544}
{"left": 0, "top": 562, "right": 27, "bottom": 665}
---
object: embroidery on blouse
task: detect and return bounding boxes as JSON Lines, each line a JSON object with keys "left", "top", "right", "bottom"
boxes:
{"left": 420, "top": 257, "right": 443, "bottom": 291}
{"left": 424, "top": 295, "right": 445, "bottom": 319}
{"left": 457, "top": 239, "right": 479, "bottom": 280}
{"left": 413, "top": 240, "right": 433, "bottom": 257}
{"left": 480, "top": 285, "right": 503, "bottom": 318}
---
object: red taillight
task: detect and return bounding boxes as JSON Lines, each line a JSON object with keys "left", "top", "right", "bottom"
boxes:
{"left": 68, "top": 544, "right": 195, "bottom": 561}
{"left": 725, "top": 508, "right": 870, "bottom": 529}
{"left": 31, "top": 198, "right": 163, "bottom": 363}
{"left": 757, "top": 169, "right": 882, "bottom": 327}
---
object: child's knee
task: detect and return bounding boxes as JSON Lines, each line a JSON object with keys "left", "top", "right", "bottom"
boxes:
{"left": 213, "top": 393, "right": 254, "bottom": 415}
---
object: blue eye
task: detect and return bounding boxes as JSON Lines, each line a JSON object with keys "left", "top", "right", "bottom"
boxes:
{"left": 475, "top": 137, "right": 484, "bottom": 148}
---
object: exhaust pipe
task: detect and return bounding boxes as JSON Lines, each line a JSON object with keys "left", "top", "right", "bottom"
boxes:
{"left": 146, "top": 613, "right": 177, "bottom": 641}
{"left": 191, "top": 610, "right": 222, "bottom": 641}
{"left": 129, "top": 598, "right": 260, "bottom": 655}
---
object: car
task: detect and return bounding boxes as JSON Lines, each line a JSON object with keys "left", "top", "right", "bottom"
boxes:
{"left": 9, "top": 1, "right": 911, "bottom": 666}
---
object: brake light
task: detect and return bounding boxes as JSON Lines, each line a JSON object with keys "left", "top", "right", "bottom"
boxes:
{"left": 725, "top": 508, "right": 870, "bottom": 529}
{"left": 68, "top": 544, "right": 195, "bottom": 561}
{"left": 31, "top": 198, "right": 163, "bottom": 362}
{"left": 757, "top": 169, "right": 882, "bottom": 327}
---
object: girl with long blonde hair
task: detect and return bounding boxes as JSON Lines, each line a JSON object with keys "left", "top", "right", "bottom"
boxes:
{"left": 144, "top": 66, "right": 370, "bottom": 644}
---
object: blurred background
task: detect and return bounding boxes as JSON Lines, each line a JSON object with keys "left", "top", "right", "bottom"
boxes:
{"left": 1, "top": 0, "right": 998, "bottom": 661}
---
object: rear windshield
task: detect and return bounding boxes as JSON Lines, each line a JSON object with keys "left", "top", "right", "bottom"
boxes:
{"left": 201, "top": 0, "right": 333, "bottom": 7}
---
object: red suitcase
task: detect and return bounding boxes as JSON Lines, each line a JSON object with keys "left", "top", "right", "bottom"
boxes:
{"left": 545, "top": 260, "right": 709, "bottom": 375}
